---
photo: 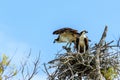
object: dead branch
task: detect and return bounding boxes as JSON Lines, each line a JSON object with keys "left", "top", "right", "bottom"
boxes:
{"left": 94, "top": 26, "right": 108, "bottom": 80}
{"left": 45, "top": 26, "right": 120, "bottom": 80}
{"left": 19, "top": 50, "right": 40, "bottom": 80}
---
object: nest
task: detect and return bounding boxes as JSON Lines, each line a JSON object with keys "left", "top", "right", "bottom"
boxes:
{"left": 48, "top": 52, "right": 95, "bottom": 79}
{"left": 44, "top": 26, "right": 120, "bottom": 80}
{"left": 46, "top": 47, "right": 120, "bottom": 80}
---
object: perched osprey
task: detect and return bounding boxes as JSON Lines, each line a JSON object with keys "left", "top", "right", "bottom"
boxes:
{"left": 75, "top": 30, "right": 89, "bottom": 53}
{"left": 53, "top": 28, "right": 79, "bottom": 48}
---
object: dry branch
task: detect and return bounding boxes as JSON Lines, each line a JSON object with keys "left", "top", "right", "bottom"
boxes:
{"left": 94, "top": 26, "right": 108, "bottom": 80}
{"left": 45, "top": 26, "right": 120, "bottom": 80}
{"left": 19, "top": 51, "right": 40, "bottom": 80}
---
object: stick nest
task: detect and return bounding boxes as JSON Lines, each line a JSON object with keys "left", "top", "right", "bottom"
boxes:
{"left": 44, "top": 26, "right": 120, "bottom": 80}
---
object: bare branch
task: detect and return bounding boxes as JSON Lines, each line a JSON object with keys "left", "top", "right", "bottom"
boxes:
{"left": 46, "top": 26, "right": 120, "bottom": 80}
{"left": 19, "top": 50, "right": 40, "bottom": 80}
{"left": 98, "top": 26, "right": 108, "bottom": 47}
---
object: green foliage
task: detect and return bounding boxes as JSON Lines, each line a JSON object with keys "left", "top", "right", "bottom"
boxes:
{"left": 101, "top": 66, "right": 118, "bottom": 80}
{"left": 0, "top": 54, "right": 17, "bottom": 80}
{"left": 1, "top": 54, "right": 10, "bottom": 66}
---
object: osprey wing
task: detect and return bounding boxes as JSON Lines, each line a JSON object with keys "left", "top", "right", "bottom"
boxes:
{"left": 53, "top": 27, "right": 78, "bottom": 35}
{"left": 84, "top": 37, "right": 89, "bottom": 51}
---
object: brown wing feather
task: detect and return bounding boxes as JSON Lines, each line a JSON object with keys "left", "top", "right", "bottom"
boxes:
{"left": 84, "top": 38, "right": 89, "bottom": 51}
{"left": 53, "top": 27, "right": 78, "bottom": 35}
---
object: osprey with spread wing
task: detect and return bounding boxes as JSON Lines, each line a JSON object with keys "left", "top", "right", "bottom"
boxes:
{"left": 53, "top": 28, "right": 79, "bottom": 48}
{"left": 53, "top": 28, "right": 89, "bottom": 53}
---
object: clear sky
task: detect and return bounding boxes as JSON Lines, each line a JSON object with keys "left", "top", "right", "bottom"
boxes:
{"left": 0, "top": 0, "right": 120, "bottom": 79}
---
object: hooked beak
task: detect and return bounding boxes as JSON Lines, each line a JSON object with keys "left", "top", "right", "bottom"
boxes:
{"left": 85, "top": 31, "right": 88, "bottom": 33}
{"left": 53, "top": 39, "right": 56, "bottom": 43}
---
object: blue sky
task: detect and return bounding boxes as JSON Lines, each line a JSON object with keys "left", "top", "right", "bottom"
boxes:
{"left": 0, "top": 0, "right": 120, "bottom": 79}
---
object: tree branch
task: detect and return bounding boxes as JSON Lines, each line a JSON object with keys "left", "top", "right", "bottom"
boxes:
{"left": 94, "top": 26, "right": 108, "bottom": 80}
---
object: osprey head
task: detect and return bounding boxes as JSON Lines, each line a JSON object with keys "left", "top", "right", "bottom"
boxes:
{"left": 79, "top": 30, "right": 88, "bottom": 38}
{"left": 80, "top": 30, "right": 88, "bottom": 34}
{"left": 53, "top": 38, "right": 59, "bottom": 43}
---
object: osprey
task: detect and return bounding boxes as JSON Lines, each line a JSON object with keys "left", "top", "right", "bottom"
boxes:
{"left": 75, "top": 30, "right": 89, "bottom": 53}
{"left": 53, "top": 28, "right": 79, "bottom": 48}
